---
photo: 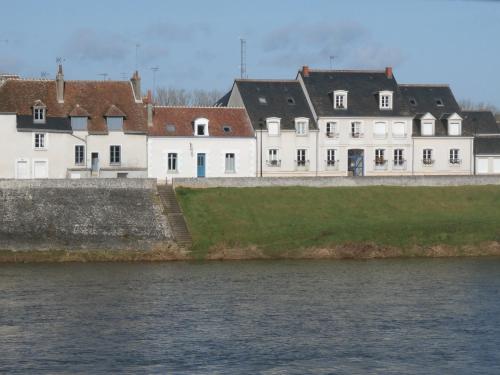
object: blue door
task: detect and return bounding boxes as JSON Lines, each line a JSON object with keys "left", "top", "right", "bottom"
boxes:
{"left": 197, "top": 153, "right": 206, "bottom": 177}
{"left": 348, "top": 149, "right": 364, "bottom": 177}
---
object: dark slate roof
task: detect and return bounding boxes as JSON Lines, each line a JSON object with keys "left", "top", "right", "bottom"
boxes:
{"left": 475, "top": 137, "right": 500, "bottom": 155}
{"left": 299, "top": 69, "right": 410, "bottom": 117}
{"left": 400, "top": 84, "right": 461, "bottom": 118}
{"left": 16, "top": 115, "right": 71, "bottom": 132}
{"left": 462, "top": 111, "right": 500, "bottom": 135}
{"left": 235, "top": 80, "right": 317, "bottom": 130}
{"left": 215, "top": 90, "right": 231, "bottom": 107}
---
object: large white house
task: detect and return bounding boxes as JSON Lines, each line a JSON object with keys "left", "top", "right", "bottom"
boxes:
{"left": 0, "top": 67, "right": 148, "bottom": 179}
{"left": 147, "top": 104, "right": 255, "bottom": 182}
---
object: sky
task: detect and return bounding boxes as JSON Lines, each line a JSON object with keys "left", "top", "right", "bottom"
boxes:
{"left": 1, "top": 0, "right": 499, "bottom": 105}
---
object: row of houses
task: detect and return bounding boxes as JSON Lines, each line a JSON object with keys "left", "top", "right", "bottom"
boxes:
{"left": 0, "top": 65, "right": 499, "bottom": 181}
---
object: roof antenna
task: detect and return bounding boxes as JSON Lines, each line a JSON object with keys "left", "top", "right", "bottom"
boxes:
{"left": 151, "top": 66, "right": 159, "bottom": 101}
{"left": 329, "top": 56, "right": 335, "bottom": 69}
{"left": 240, "top": 38, "right": 247, "bottom": 79}
{"left": 98, "top": 73, "right": 108, "bottom": 80}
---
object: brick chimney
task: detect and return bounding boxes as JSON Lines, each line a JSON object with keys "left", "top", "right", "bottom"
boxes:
{"left": 302, "top": 65, "right": 310, "bottom": 77}
{"left": 56, "top": 64, "right": 64, "bottom": 103}
{"left": 130, "top": 70, "right": 141, "bottom": 100}
{"left": 146, "top": 90, "right": 153, "bottom": 127}
{"left": 385, "top": 66, "right": 393, "bottom": 79}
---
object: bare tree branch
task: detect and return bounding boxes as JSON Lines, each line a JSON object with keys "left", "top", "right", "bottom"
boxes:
{"left": 154, "top": 87, "right": 223, "bottom": 107}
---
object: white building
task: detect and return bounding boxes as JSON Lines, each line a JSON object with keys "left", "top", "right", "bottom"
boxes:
{"left": 464, "top": 111, "right": 500, "bottom": 174}
{"left": 0, "top": 67, "right": 148, "bottom": 179}
{"left": 147, "top": 105, "right": 255, "bottom": 182}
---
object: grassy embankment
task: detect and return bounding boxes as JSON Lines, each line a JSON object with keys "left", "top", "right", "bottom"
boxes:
{"left": 176, "top": 185, "right": 500, "bottom": 259}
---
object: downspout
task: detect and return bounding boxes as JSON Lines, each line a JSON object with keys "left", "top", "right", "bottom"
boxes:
{"left": 315, "top": 129, "right": 319, "bottom": 177}
{"left": 411, "top": 136, "right": 415, "bottom": 176}
{"left": 260, "top": 123, "right": 263, "bottom": 177}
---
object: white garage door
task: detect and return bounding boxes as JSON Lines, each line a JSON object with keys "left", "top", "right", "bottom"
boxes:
{"left": 493, "top": 158, "right": 500, "bottom": 174}
{"left": 477, "top": 158, "right": 489, "bottom": 174}
{"left": 16, "top": 160, "right": 30, "bottom": 179}
{"left": 33, "top": 160, "right": 48, "bottom": 179}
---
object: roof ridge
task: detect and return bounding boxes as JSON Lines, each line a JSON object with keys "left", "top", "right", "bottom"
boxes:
{"left": 65, "top": 79, "right": 129, "bottom": 83}
{"left": 306, "top": 69, "right": 386, "bottom": 74}
{"left": 400, "top": 83, "right": 450, "bottom": 87}
{"left": 153, "top": 105, "right": 245, "bottom": 109}
{"left": 4, "top": 77, "right": 52, "bottom": 82}
{"left": 236, "top": 79, "right": 298, "bottom": 83}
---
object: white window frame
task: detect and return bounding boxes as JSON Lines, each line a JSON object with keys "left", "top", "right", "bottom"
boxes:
{"left": 194, "top": 118, "right": 209, "bottom": 137}
{"left": 394, "top": 149, "right": 405, "bottom": 167}
{"left": 33, "top": 106, "right": 46, "bottom": 124}
{"left": 225, "top": 153, "right": 236, "bottom": 173}
{"left": 326, "top": 149, "right": 337, "bottom": 167}
{"left": 379, "top": 91, "right": 393, "bottom": 110}
{"left": 326, "top": 121, "right": 338, "bottom": 138}
{"left": 33, "top": 132, "right": 47, "bottom": 150}
{"left": 448, "top": 121, "right": 462, "bottom": 136}
{"left": 296, "top": 149, "right": 307, "bottom": 166}
{"left": 167, "top": 152, "right": 178, "bottom": 173}
{"left": 375, "top": 148, "right": 386, "bottom": 167}
{"left": 350, "top": 121, "right": 363, "bottom": 138}
{"left": 74, "top": 145, "right": 85, "bottom": 166}
{"left": 32, "top": 158, "right": 49, "bottom": 179}
{"left": 110, "top": 145, "right": 121, "bottom": 165}
{"left": 423, "top": 148, "right": 434, "bottom": 165}
{"left": 267, "top": 149, "right": 280, "bottom": 167}
{"left": 373, "top": 121, "right": 388, "bottom": 139}
{"left": 333, "top": 90, "right": 348, "bottom": 109}
{"left": 449, "top": 149, "right": 461, "bottom": 165}
{"left": 392, "top": 121, "right": 407, "bottom": 138}
{"left": 295, "top": 118, "right": 309, "bottom": 136}
{"left": 266, "top": 117, "right": 281, "bottom": 136}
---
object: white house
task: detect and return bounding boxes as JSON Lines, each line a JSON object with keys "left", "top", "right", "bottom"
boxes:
{"left": 0, "top": 66, "right": 148, "bottom": 179}
{"left": 147, "top": 105, "right": 255, "bottom": 182}
{"left": 225, "top": 80, "right": 318, "bottom": 176}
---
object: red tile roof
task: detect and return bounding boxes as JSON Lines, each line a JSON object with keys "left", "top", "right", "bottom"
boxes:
{"left": 148, "top": 106, "right": 254, "bottom": 137}
{"left": 0, "top": 79, "right": 146, "bottom": 133}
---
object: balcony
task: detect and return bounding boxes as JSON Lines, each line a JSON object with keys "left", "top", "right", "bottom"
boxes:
{"left": 266, "top": 159, "right": 282, "bottom": 167}
{"left": 295, "top": 160, "right": 310, "bottom": 171}
{"left": 325, "top": 160, "right": 339, "bottom": 171}
{"left": 350, "top": 132, "right": 364, "bottom": 139}
{"left": 422, "top": 159, "right": 435, "bottom": 166}
{"left": 393, "top": 159, "right": 407, "bottom": 169}
{"left": 374, "top": 158, "right": 388, "bottom": 170}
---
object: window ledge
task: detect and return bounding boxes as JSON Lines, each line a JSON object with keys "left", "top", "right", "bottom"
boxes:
{"left": 167, "top": 170, "right": 179, "bottom": 174}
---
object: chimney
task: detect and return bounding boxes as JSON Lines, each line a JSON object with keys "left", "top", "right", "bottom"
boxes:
{"left": 131, "top": 70, "right": 141, "bottom": 100}
{"left": 302, "top": 65, "right": 310, "bottom": 77}
{"left": 56, "top": 64, "right": 64, "bottom": 103}
{"left": 147, "top": 90, "right": 153, "bottom": 127}
{"left": 385, "top": 66, "right": 393, "bottom": 79}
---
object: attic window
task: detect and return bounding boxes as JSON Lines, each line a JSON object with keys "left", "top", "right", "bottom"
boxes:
{"left": 435, "top": 98, "right": 444, "bottom": 107}
{"left": 107, "top": 117, "right": 123, "bottom": 131}
{"left": 33, "top": 105, "right": 46, "bottom": 124}
{"left": 333, "top": 90, "right": 347, "bottom": 109}
{"left": 258, "top": 97, "right": 267, "bottom": 105}
{"left": 223, "top": 125, "right": 232, "bottom": 133}
{"left": 287, "top": 97, "right": 295, "bottom": 105}
{"left": 166, "top": 124, "right": 176, "bottom": 133}
{"left": 409, "top": 98, "right": 417, "bottom": 106}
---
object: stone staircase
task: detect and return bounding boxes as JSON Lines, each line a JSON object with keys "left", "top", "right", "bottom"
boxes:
{"left": 157, "top": 184, "right": 192, "bottom": 249}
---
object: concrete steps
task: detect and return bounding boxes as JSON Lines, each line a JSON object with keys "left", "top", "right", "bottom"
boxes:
{"left": 157, "top": 184, "right": 192, "bottom": 249}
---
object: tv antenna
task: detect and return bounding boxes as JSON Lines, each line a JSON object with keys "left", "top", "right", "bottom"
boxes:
{"left": 98, "top": 73, "right": 108, "bottom": 80}
{"left": 240, "top": 38, "right": 247, "bottom": 79}
{"left": 329, "top": 56, "right": 335, "bottom": 69}
{"left": 120, "top": 72, "right": 128, "bottom": 80}
{"left": 135, "top": 43, "right": 141, "bottom": 70}
{"left": 151, "top": 66, "right": 159, "bottom": 100}
{"left": 56, "top": 56, "right": 66, "bottom": 65}
{"left": 40, "top": 71, "right": 49, "bottom": 78}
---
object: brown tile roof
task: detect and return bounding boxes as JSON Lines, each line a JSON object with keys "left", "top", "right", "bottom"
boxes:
{"left": 0, "top": 79, "right": 146, "bottom": 133}
{"left": 68, "top": 104, "right": 90, "bottom": 117}
{"left": 104, "top": 104, "right": 127, "bottom": 117}
{"left": 148, "top": 106, "right": 255, "bottom": 137}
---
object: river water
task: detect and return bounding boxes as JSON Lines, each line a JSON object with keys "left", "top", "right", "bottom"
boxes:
{"left": 1, "top": 258, "right": 500, "bottom": 374}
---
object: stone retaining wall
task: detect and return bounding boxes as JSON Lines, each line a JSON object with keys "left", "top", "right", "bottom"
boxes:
{"left": 172, "top": 175, "right": 500, "bottom": 188}
{"left": 0, "top": 179, "right": 173, "bottom": 251}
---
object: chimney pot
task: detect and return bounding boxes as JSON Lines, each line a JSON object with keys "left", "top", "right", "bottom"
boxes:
{"left": 56, "top": 64, "right": 64, "bottom": 103}
{"left": 302, "top": 65, "right": 310, "bottom": 77}
{"left": 131, "top": 70, "right": 141, "bottom": 101}
{"left": 146, "top": 89, "right": 153, "bottom": 127}
{"left": 385, "top": 66, "right": 393, "bottom": 79}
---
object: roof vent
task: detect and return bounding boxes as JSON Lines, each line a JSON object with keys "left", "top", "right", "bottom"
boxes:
{"left": 287, "top": 97, "right": 295, "bottom": 105}
{"left": 409, "top": 98, "right": 417, "bottom": 106}
{"left": 435, "top": 98, "right": 444, "bottom": 107}
{"left": 166, "top": 124, "right": 176, "bottom": 132}
{"left": 223, "top": 125, "right": 232, "bottom": 133}
{"left": 258, "top": 97, "right": 267, "bottom": 105}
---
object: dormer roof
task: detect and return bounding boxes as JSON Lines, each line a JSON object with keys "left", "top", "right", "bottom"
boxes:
{"left": 104, "top": 104, "right": 126, "bottom": 118}
{"left": 69, "top": 104, "right": 90, "bottom": 117}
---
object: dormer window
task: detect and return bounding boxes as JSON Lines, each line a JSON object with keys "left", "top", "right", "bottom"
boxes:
{"left": 421, "top": 121, "right": 435, "bottom": 136}
{"left": 287, "top": 97, "right": 295, "bottom": 105}
{"left": 33, "top": 101, "right": 46, "bottom": 124}
{"left": 446, "top": 113, "right": 462, "bottom": 136}
{"left": 409, "top": 97, "right": 417, "bottom": 106}
{"left": 71, "top": 117, "right": 88, "bottom": 131}
{"left": 258, "top": 97, "right": 267, "bottom": 105}
{"left": 379, "top": 91, "right": 393, "bottom": 110}
{"left": 435, "top": 98, "right": 444, "bottom": 107}
{"left": 194, "top": 118, "right": 209, "bottom": 136}
{"left": 266, "top": 117, "right": 280, "bottom": 136}
{"left": 295, "top": 118, "right": 309, "bottom": 136}
{"left": 333, "top": 90, "right": 348, "bottom": 109}
{"left": 107, "top": 117, "right": 124, "bottom": 131}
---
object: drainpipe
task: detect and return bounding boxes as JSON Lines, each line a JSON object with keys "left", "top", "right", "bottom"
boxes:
{"left": 411, "top": 137, "right": 415, "bottom": 176}
{"left": 315, "top": 129, "right": 319, "bottom": 177}
{"left": 259, "top": 122, "right": 263, "bottom": 177}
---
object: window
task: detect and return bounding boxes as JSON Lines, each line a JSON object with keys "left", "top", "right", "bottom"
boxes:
{"left": 266, "top": 118, "right": 280, "bottom": 136}
{"left": 287, "top": 97, "right": 295, "bottom": 105}
{"left": 75, "top": 145, "right": 85, "bottom": 165}
{"left": 33, "top": 106, "right": 46, "bottom": 123}
{"left": 435, "top": 98, "right": 444, "bottom": 107}
{"left": 409, "top": 98, "right": 417, "bottom": 106}
{"left": 327, "top": 149, "right": 336, "bottom": 166}
{"left": 373, "top": 122, "right": 387, "bottom": 138}
{"left": 296, "top": 121, "right": 307, "bottom": 135}
{"left": 423, "top": 149, "right": 433, "bottom": 165}
{"left": 392, "top": 122, "right": 406, "bottom": 138}
{"left": 421, "top": 121, "right": 434, "bottom": 136}
{"left": 71, "top": 117, "right": 87, "bottom": 131}
{"left": 166, "top": 124, "right": 176, "bottom": 133}
{"left": 107, "top": 117, "right": 123, "bottom": 131}
{"left": 334, "top": 91, "right": 347, "bottom": 109}
{"left": 223, "top": 125, "right": 232, "bottom": 133}
{"left": 34, "top": 133, "right": 46, "bottom": 149}
{"left": 197, "top": 124, "right": 205, "bottom": 135}
{"left": 110, "top": 145, "right": 121, "bottom": 165}
{"left": 379, "top": 91, "right": 393, "bottom": 110}
{"left": 375, "top": 149, "right": 386, "bottom": 166}
{"left": 167, "top": 153, "right": 178, "bottom": 172}
{"left": 351, "top": 121, "right": 362, "bottom": 138}
{"left": 268, "top": 149, "right": 280, "bottom": 166}
{"left": 450, "top": 149, "right": 460, "bottom": 164}
{"left": 225, "top": 153, "right": 235, "bottom": 173}
{"left": 194, "top": 118, "right": 209, "bottom": 136}
{"left": 448, "top": 121, "right": 461, "bottom": 136}
{"left": 296, "top": 149, "right": 306, "bottom": 166}
{"left": 394, "top": 149, "right": 404, "bottom": 166}
{"left": 258, "top": 97, "right": 267, "bottom": 105}
{"left": 326, "top": 122, "right": 337, "bottom": 137}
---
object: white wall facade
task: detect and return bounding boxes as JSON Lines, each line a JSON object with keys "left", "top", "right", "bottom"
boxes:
{"left": 413, "top": 137, "right": 474, "bottom": 175}
{"left": 148, "top": 137, "right": 256, "bottom": 182}
{"left": 316, "top": 116, "right": 414, "bottom": 176}
{"left": 475, "top": 156, "right": 500, "bottom": 175}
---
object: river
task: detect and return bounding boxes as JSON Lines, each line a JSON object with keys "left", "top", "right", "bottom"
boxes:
{"left": 1, "top": 258, "right": 500, "bottom": 374}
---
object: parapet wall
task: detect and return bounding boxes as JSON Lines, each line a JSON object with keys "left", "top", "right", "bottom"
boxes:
{"left": 0, "top": 179, "right": 172, "bottom": 251}
{"left": 172, "top": 175, "right": 500, "bottom": 188}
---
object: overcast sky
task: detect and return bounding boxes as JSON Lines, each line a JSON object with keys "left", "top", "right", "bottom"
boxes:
{"left": 1, "top": 0, "right": 499, "bottom": 105}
